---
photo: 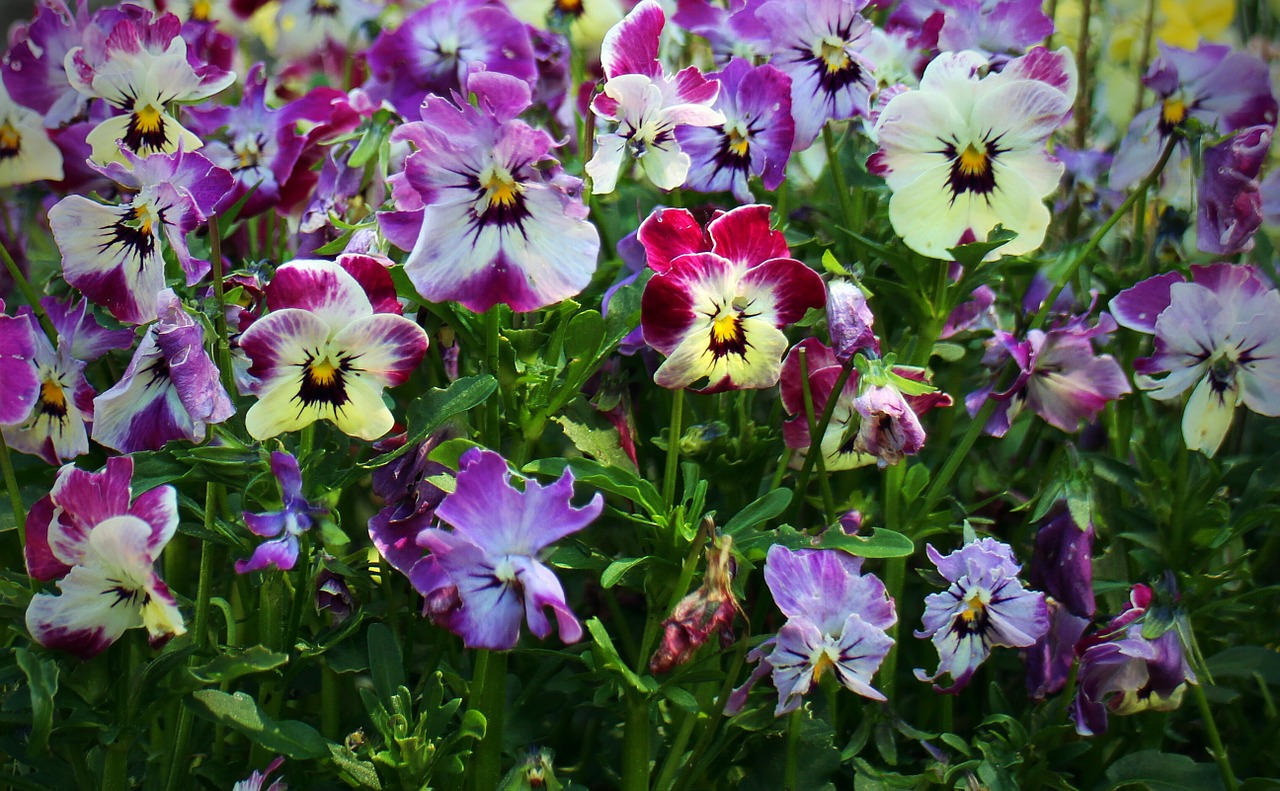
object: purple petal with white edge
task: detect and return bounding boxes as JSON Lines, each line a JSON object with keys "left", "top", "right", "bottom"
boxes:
{"left": 1109, "top": 271, "right": 1183, "bottom": 334}
{"left": 990, "top": 45, "right": 1078, "bottom": 101}
{"left": 50, "top": 195, "right": 165, "bottom": 324}
{"left": 45, "top": 457, "right": 135, "bottom": 567}
{"left": 329, "top": 314, "right": 429, "bottom": 389}
{"left": 25, "top": 496, "right": 72, "bottom": 582}
{"left": 235, "top": 536, "right": 300, "bottom": 573}
{"left": 265, "top": 260, "right": 374, "bottom": 331}
{"left": 827, "top": 279, "right": 879, "bottom": 361}
{"left": 91, "top": 349, "right": 197, "bottom": 453}
{"left": 1189, "top": 262, "right": 1273, "bottom": 300}
{"left": 0, "top": 308, "right": 38, "bottom": 425}
{"left": 338, "top": 254, "right": 402, "bottom": 316}
{"left": 40, "top": 296, "right": 134, "bottom": 363}
{"left": 600, "top": 0, "right": 665, "bottom": 80}
{"left": 515, "top": 556, "right": 583, "bottom": 643}
{"left": 126, "top": 484, "right": 179, "bottom": 561}
{"left": 239, "top": 309, "right": 333, "bottom": 393}
{"left": 764, "top": 546, "right": 896, "bottom": 634}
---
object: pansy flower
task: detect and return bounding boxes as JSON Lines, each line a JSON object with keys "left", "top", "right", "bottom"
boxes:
{"left": 49, "top": 146, "right": 234, "bottom": 324}
{"left": 413, "top": 448, "right": 603, "bottom": 650}
{"left": 756, "top": 0, "right": 877, "bottom": 151}
{"left": 238, "top": 256, "right": 428, "bottom": 441}
{"left": 387, "top": 71, "right": 600, "bottom": 314}
{"left": 585, "top": 0, "right": 724, "bottom": 194}
{"left": 1197, "top": 124, "right": 1272, "bottom": 255}
{"left": 870, "top": 47, "right": 1077, "bottom": 260}
{"left": 1110, "top": 263, "right": 1280, "bottom": 457}
{"left": 0, "top": 81, "right": 64, "bottom": 187}
{"left": 725, "top": 545, "right": 896, "bottom": 717}
{"left": 1, "top": 319, "right": 95, "bottom": 465}
{"left": 24, "top": 457, "right": 185, "bottom": 659}
{"left": 92, "top": 290, "right": 233, "bottom": 453}
{"left": 0, "top": 299, "right": 40, "bottom": 427}
{"left": 273, "top": 0, "right": 381, "bottom": 63}
{"left": 507, "top": 0, "right": 625, "bottom": 50}
{"left": 915, "top": 537, "right": 1049, "bottom": 693}
{"left": 1025, "top": 504, "right": 1095, "bottom": 698}
{"left": 237, "top": 452, "right": 328, "bottom": 573}
{"left": 638, "top": 204, "right": 826, "bottom": 392}
{"left": 672, "top": 0, "right": 772, "bottom": 63}
{"left": 898, "top": 0, "right": 1054, "bottom": 56}
{"left": 676, "top": 58, "right": 794, "bottom": 202}
{"left": 1, "top": 0, "right": 91, "bottom": 127}
{"left": 65, "top": 8, "right": 235, "bottom": 163}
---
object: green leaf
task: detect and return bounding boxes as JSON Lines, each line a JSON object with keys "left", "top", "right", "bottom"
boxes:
{"left": 367, "top": 623, "right": 405, "bottom": 706}
{"left": 585, "top": 617, "right": 654, "bottom": 694}
{"left": 725, "top": 489, "right": 793, "bottom": 535}
{"left": 427, "top": 437, "right": 483, "bottom": 470}
{"left": 15, "top": 648, "right": 57, "bottom": 755}
{"left": 188, "top": 690, "right": 332, "bottom": 759}
{"left": 661, "top": 686, "right": 699, "bottom": 713}
{"left": 1206, "top": 646, "right": 1280, "bottom": 685}
{"left": 603, "top": 270, "right": 649, "bottom": 349}
{"left": 901, "top": 465, "right": 930, "bottom": 504}
{"left": 553, "top": 415, "right": 636, "bottom": 472}
{"left": 523, "top": 457, "right": 663, "bottom": 517}
{"left": 189, "top": 645, "right": 289, "bottom": 684}
{"left": 822, "top": 249, "right": 850, "bottom": 276}
{"left": 947, "top": 227, "right": 1018, "bottom": 268}
{"left": 328, "top": 743, "right": 382, "bottom": 789}
{"left": 817, "top": 528, "right": 915, "bottom": 558}
{"left": 601, "top": 557, "right": 649, "bottom": 589}
{"left": 1102, "top": 750, "right": 1224, "bottom": 791}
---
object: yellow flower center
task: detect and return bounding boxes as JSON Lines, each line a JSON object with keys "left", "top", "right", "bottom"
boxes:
{"left": 812, "top": 649, "right": 836, "bottom": 682}
{"left": 308, "top": 360, "right": 339, "bottom": 387}
{"left": 556, "top": 0, "right": 584, "bottom": 13}
{"left": 40, "top": 379, "right": 67, "bottom": 412}
{"left": 711, "top": 313, "right": 740, "bottom": 344}
{"left": 726, "top": 126, "right": 750, "bottom": 158}
{"left": 192, "top": 0, "right": 213, "bottom": 20}
{"left": 819, "top": 37, "right": 851, "bottom": 74}
{"left": 133, "top": 204, "right": 153, "bottom": 236}
{"left": 484, "top": 171, "right": 522, "bottom": 209}
{"left": 134, "top": 105, "right": 164, "bottom": 135}
{"left": 1161, "top": 98, "right": 1187, "bottom": 127}
{"left": 957, "top": 144, "right": 989, "bottom": 177}
{"left": 960, "top": 592, "right": 986, "bottom": 623}
{"left": 0, "top": 122, "right": 20, "bottom": 156}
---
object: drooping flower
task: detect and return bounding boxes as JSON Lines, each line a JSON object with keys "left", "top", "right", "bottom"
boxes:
{"left": 585, "top": 0, "right": 724, "bottom": 194}
{"left": 1196, "top": 124, "right": 1272, "bottom": 255}
{"left": 1025, "top": 599, "right": 1090, "bottom": 700}
{"left": 1071, "top": 585, "right": 1195, "bottom": 736}
{"left": 92, "top": 290, "right": 233, "bottom": 453}
{"left": 238, "top": 256, "right": 428, "bottom": 441}
{"left": 725, "top": 545, "right": 896, "bottom": 717}
{"left": 851, "top": 355, "right": 953, "bottom": 465}
{"left": 1109, "top": 263, "right": 1280, "bottom": 457}
{"left": 676, "top": 58, "right": 794, "bottom": 202}
{"left": 638, "top": 204, "right": 825, "bottom": 392}
{"left": 386, "top": 71, "right": 601, "bottom": 314}
{"left": 756, "top": 0, "right": 877, "bottom": 151}
{"left": 414, "top": 448, "right": 603, "bottom": 650}
{"left": 24, "top": 457, "right": 185, "bottom": 659}
{"left": 49, "top": 146, "right": 233, "bottom": 324}
{"left": 65, "top": 8, "right": 235, "bottom": 163}
{"left": 236, "top": 452, "right": 328, "bottom": 573}
{"left": 0, "top": 81, "right": 64, "bottom": 187}
{"left": 966, "top": 311, "right": 1132, "bottom": 437}
{"left": 1111, "top": 42, "right": 1276, "bottom": 192}
{"left": 870, "top": 47, "right": 1077, "bottom": 260}
{"left": 367, "top": 431, "right": 455, "bottom": 595}
{"left": 650, "top": 533, "right": 740, "bottom": 674}
{"left": 0, "top": 299, "right": 40, "bottom": 426}
{"left": 915, "top": 537, "right": 1049, "bottom": 693}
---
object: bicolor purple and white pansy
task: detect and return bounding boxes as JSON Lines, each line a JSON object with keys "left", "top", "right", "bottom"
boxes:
{"left": 1110, "top": 263, "right": 1280, "bottom": 457}
{"left": 238, "top": 256, "right": 428, "bottom": 441}
{"left": 236, "top": 451, "right": 328, "bottom": 573}
{"left": 870, "top": 47, "right": 1077, "bottom": 260}
{"left": 386, "top": 71, "right": 600, "bottom": 314}
{"left": 586, "top": 0, "right": 725, "bottom": 194}
{"left": 0, "top": 81, "right": 64, "bottom": 187}
{"left": 25, "top": 457, "right": 185, "bottom": 659}
{"left": 1, "top": 319, "right": 95, "bottom": 465}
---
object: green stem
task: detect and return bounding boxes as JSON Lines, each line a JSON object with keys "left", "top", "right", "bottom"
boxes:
{"left": 651, "top": 705, "right": 699, "bottom": 791}
{"left": 823, "top": 125, "right": 855, "bottom": 237}
{"left": 194, "top": 487, "right": 218, "bottom": 648}
{"left": 1133, "top": 0, "right": 1158, "bottom": 116}
{"left": 1191, "top": 682, "right": 1239, "bottom": 791}
{"left": 879, "top": 463, "right": 906, "bottom": 701}
{"left": 102, "top": 743, "right": 130, "bottom": 791}
{"left": 622, "top": 691, "right": 651, "bottom": 791}
{"left": 484, "top": 308, "right": 502, "bottom": 447}
{"left": 0, "top": 240, "right": 56, "bottom": 343}
{"left": 673, "top": 640, "right": 746, "bottom": 791}
{"left": 663, "top": 389, "right": 685, "bottom": 510}
{"left": 471, "top": 649, "right": 509, "bottom": 790}
{"left": 1, "top": 430, "right": 28, "bottom": 562}
{"left": 783, "top": 709, "right": 802, "bottom": 791}
{"left": 208, "top": 215, "right": 237, "bottom": 399}
{"left": 797, "top": 347, "right": 836, "bottom": 527}
{"left": 790, "top": 357, "right": 856, "bottom": 523}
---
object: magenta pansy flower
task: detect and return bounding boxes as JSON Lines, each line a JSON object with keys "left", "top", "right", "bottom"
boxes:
{"left": 24, "top": 457, "right": 185, "bottom": 659}
{"left": 237, "top": 452, "right": 328, "bottom": 574}
{"left": 0, "top": 299, "right": 40, "bottom": 427}
{"left": 414, "top": 448, "right": 603, "bottom": 650}
{"left": 1, "top": 322, "right": 95, "bottom": 466}
{"left": 638, "top": 204, "right": 826, "bottom": 393}
{"left": 238, "top": 256, "right": 428, "bottom": 441}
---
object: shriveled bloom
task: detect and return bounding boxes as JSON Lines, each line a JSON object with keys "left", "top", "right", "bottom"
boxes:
{"left": 726, "top": 545, "right": 896, "bottom": 717}
{"left": 25, "top": 457, "right": 184, "bottom": 659}
{"left": 915, "top": 537, "right": 1049, "bottom": 693}
{"left": 65, "top": 8, "right": 235, "bottom": 163}
{"left": 237, "top": 452, "right": 328, "bottom": 573}
{"left": 49, "top": 146, "right": 233, "bottom": 324}
{"left": 826, "top": 279, "right": 879, "bottom": 362}
{"left": 585, "top": 0, "right": 724, "bottom": 194}
{"left": 238, "top": 256, "right": 428, "bottom": 441}
{"left": 0, "top": 81, "right": 64, "bottom": 186}
{"left": 638, "top": 204, "right": 825, "bottom": 392}
{"left": 387, "top": 71, "right": 600, "bottom": 313}
{"left": 870, "top": 47, "right": 1077, "bottom": 260}
{"left": 851, "top": 355, "right": 953, "bottom": 465}
{"left": 0, "top": 299, "right": 40, "bottom": 426}
{"left": 1110, "top": 263, "right": 1280, "bottom": 457}
{"left": 650, "top": 533, "right": 740, "bottom": 674}
{"left": 414, "top": 448, "right": 603, "bottom": 650}
{"left": 1197, "top": 124, "right": 1272, "bottom": 256}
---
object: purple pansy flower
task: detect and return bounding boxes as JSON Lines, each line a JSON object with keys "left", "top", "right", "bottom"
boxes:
{"left": 387, "top": 71, "right": 601, "bottom": 314}
{"left": 1197, "top": 124, "right": 1272, "bottom": 255}
{"left": 1026, "top": 599, "right": 1090, "bottom": 700}
{"left": 92, "top": 290, "right": 234, "bottom": 453}
{"left": 236, "top": 452, "right": 328, "bottom": 574}
{"left": 917, "top": 0, "right": 1055, "bottom": 56}
{"left": 367, "top": 432, "right": 454, "bottom": 596}
{"left": 676, "top": 58, "right": 794, "bottom": 202}
{"left": 1262, "top": 168, "right": 1280, "bottom": 228}
{"left": 915, "top": 537, "right": 1049, "bottom": 693}
{"left": 0, "top": 299, "right": 40, "bottom": 427}
{"left": 726, "top": 545, "right": 896, "bottom": 717}
{"left": 826, "top": 278, "right": 880, "bottom": 362}
{"left": 1, "top": 320, "right": 95, "bottom": 465}
{"left": 1110, "top": 263, "right": 1280, "bottom": 457}
{"left": 24, "top": 457, "right": 185, "bottom": 659}
{"left": 672, "top": 0, "right": 772, "bottom": 62}
{"left": 1029, "top": 504, "right": 1095, "bottom": 619}
{"left": 1, "top": 0, "right": 91, "bottom": 128}
{"left": 414, "top": 448, "right": 603, "bottom": 650}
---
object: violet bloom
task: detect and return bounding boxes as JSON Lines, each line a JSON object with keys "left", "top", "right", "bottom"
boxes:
{"left": 1071, "top": 585, "right": 1195, "bottom": 736}
{"left": 1110, "top": 263, "right": 1280, "bottom": 457}
{"left": 915, "top": 0, "right": 1055, "bottom": 56}
{"left": 1263, "top": 169, "right": 1280, "bottom": 228}
{"left": 1111, "top": 42, "right": 1276, "bottom": 192}
{"left": 415, "top": 448, "right": 602, "bottom": 650}
{"left": 1029, "top": 504, "right": 1095, "bottom": 619}
{"left": 1197, "top": 124, "right": 1272, "bottom": 256}
{"left": 386, "top": 71, "right": 600, "bottom": 314}
{"left": 232, "top": 757, "right": 286, "bottom": 791}
{"left": 1, "top": 321, "right": 95, "bottom": 465}
{"left": 367, "top": 432, "right": 453, "bottom": 596}
{"left": 852, "top": 363, "right": 953, "bottom": 466}
{"left": 677, "top": 58, "right": 794, "bottom": 202}
{"left": 0, "top": 299, "right": 40, "bottom": 427}
{"left": 966, "top": 312, "right": 1131, "bottom": 438}
{"left": 1026, "top": 600, "right": 1090, "bottom": 700}
{"left": 237, "top": 452, "right": 328, "bottom": 573}
{"left": 827, "top": 279, "right": 879, "bottom": 362}
{"left": 672, "top": 0, "right": 772, "bottom": 62}
{"left": 915, "top": 537, "right": 1049, "bottom": 693}
{"left": 1, "top": 0, "right": 92, "bottom": 128}
{"left": 726, "top": 545, "right": 896, "bottom": 717}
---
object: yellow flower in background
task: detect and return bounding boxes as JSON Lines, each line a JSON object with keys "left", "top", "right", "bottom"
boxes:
{"left": 1054, "top": 0, "right": 1235, "bottom": 60}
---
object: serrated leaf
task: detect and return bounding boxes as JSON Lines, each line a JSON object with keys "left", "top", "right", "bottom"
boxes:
{"left": 329, "top": 743, "right": 382, "bottom": 789}
{"left": 188, "top": 690, "right": 332, "bottom": 759}
{"left": 190, "top": 645, "right": 288, "bottom": 684}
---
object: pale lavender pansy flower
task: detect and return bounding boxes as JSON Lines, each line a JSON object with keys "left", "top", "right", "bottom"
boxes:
{"left": 870, "top": 47, "right": 1077, "bottom": 260}
{"left": 915, "top": 537, "right": 1049, "bottom": 693}
{"left": 414, "top": 448, "right": 603, "bottom": 650}
{"left": 677, "top": 58, "right": 794, "bottom": 202}
{"left": 0, "top": 299, "right": 40, "bottom": 427}
{"left": 1111, "top": 42, "right": 1277, "bottom": 192}
{"left": 757, "top": 0, "right": 876, "bottom": 151}
{"left": 92, "top": 289, "right": 233, "bottom": 453}
{"left": 386, "top": 71, "right": 601, "bottom": 314}
{"left": 1110, "top": 263, "right": 1280, "bottom": 457}
{"left": 236, "top": 452, "right": 328, "bottom": 574}
{"left": 49, "top": 146, "right": 233, "bottom": 324}
{"left": 671, "top": 0, "right": 772, "bottom": 62}
{"left": 725, "top": 545, "right": 896, "bottom": 717}
{"left": 24, "top": 457, "right": 185, "bottom": 659}
{"left": 925, "top": 0, "right": 1054, "bottom": 56}
{"left": 1197, "top": 124, "right": 1272, "bottom": 255}
{"left": 238, "top": 256, "right": 428, "bottom": 441}
{"left": 585, "top": 0, "right": 724, "bottom": 194}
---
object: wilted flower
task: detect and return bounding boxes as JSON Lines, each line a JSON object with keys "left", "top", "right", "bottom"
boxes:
{"left": 1109, "top": 263, "right": 1280, "bottom": 457}
{"left": 852, "top": 356, "right": 953, "bottom": 465}
{"left": 650, "top": 532, "right": 740, "bottom": 674}
{"left": 315, "top": 564, "right": 355, "bottom": 627}
{"left": 826, "top": 279, "right": 879, "bottom": 361}
{"left": 1197, "top": 124, "right": 1272, "bottom": 255}
{"left": 237, "top": 452, "right": 328, "bottom": 573}
{"left": 915, "top": 537, "right": 1049, "bottom": 693}
{"left": 25, "top": 457, "right": 185, "bottom": 658}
